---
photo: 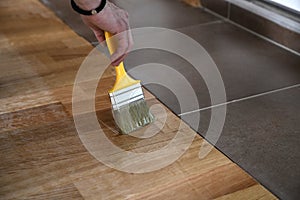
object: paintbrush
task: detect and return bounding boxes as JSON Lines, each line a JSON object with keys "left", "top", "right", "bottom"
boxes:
{"left": 105, "top": 31, "right": 154, "bottom": 134}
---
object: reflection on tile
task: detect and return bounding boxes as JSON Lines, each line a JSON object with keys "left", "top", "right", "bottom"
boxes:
{"left": 183, "top": 87, "right": 300, "bottom": 200}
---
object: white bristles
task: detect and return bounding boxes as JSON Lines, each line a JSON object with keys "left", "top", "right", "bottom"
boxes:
{"left": 109, "top": 82, "right": 154, "bottom": 134}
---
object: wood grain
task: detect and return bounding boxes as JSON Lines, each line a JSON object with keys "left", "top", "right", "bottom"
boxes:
{"left": 0, "top": 0, "right": 277, "bottom": 199}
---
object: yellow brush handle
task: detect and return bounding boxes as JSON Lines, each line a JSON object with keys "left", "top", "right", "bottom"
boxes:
{"left": 105, "top": 32, "right": 140, "bottom": 93}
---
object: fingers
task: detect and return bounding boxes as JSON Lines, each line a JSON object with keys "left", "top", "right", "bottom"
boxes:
{"left": 92, "top": 29, "right": 105, "bottom": 43}
{"left": 103, "top": 3, "right": 132, "bottom": 65}
{"left": 80, "top": 1, "right": 133, "bottom": 65}
{"left": 110, "top": 31, "right": 133, "bottom": 66}
{"left": 110, "top": 31, "right": 132, "bottom": 65}
{"left": 111, "top": 54, "right": 126, "bottom": 66}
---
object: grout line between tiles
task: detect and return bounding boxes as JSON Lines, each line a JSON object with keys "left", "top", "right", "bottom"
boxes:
{"left": 177, "top": 19, "right": 224, "bottom": 29}
{"left": 178, "top": 83, "right": 300, "bottom": 116}
{"left": 203, "top": 7, "right": 231, "bottom": 22}
{"left": 90, "top": 20, "right": 224, "bottom": 46}
{"left": 227, "top": 0, "right": 300, "bottom": 33}
{"left": 203, "top": 8, "right": 300, "bottom": 57}
{"left": 228, "top": 20, "right": 300, "bottom": 56}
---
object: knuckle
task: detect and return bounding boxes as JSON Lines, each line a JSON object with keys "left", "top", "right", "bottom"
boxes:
{"left": 123, "top": 11, "right": 129, "bottom": 18}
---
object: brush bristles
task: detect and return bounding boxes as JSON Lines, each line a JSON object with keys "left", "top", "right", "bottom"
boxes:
{"left": 112, "top": 99, "right": 154, "bottom": 134}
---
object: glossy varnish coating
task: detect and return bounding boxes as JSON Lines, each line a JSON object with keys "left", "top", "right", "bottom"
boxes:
{"left": 0, "top": 0, "right": 277, "bottom": 199}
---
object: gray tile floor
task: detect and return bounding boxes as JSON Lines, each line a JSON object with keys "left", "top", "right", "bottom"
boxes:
{"left": 41, "top": 0, "right": 300, "bottom": 199}
{"left": 110, "top": 0, "right": 218, "bottom": 28}
{"left": 183, "top": 86, "right": 300, "bottom": 200}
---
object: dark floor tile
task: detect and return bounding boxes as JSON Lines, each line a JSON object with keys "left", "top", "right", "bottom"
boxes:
{"left": 124, "top": 22, "right": 300, "bottom": 114}
{"left": 177, "top": 22, "right": 300, "bottom": 103}
{"left": 124, "top": 48, "right": 211, "bottom": 115}
{"left": 201, "top": 0, "right": 228, "bottom": 17}
{"left": 41, "top": 0, "right": 219, "bottom": 43}
{"left": 111, "top": 0, "right": 218, "bottom": 28}
{"left": 183, "top": 87, "right": 300, "bottom": 200}
{"left": 229, "top": 4, "right": 300, "bottom": 52}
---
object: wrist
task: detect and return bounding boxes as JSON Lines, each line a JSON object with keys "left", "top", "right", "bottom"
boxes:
{"left": 74, "top": 0, "right": 101, "bottom": 10}
{"left": 71, "top": 0, "right": 106, "bottom": 16}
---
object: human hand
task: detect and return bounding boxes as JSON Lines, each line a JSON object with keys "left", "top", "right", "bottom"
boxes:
{"left": 75, "top": 0, "right": 133, "bottom": 66}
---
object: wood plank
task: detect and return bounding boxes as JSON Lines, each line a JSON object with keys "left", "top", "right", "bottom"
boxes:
{"left": 28, "top": 183, "right": 84, "bottom": 200}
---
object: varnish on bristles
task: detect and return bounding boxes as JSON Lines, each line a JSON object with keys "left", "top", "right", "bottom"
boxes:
{"left": 112, "top": 99, "right": 154, "bottom": 134}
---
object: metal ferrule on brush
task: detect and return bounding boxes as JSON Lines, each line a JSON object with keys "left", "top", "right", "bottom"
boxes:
{"left": 109, "top": 83, "right": 144, "bottom": 110}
